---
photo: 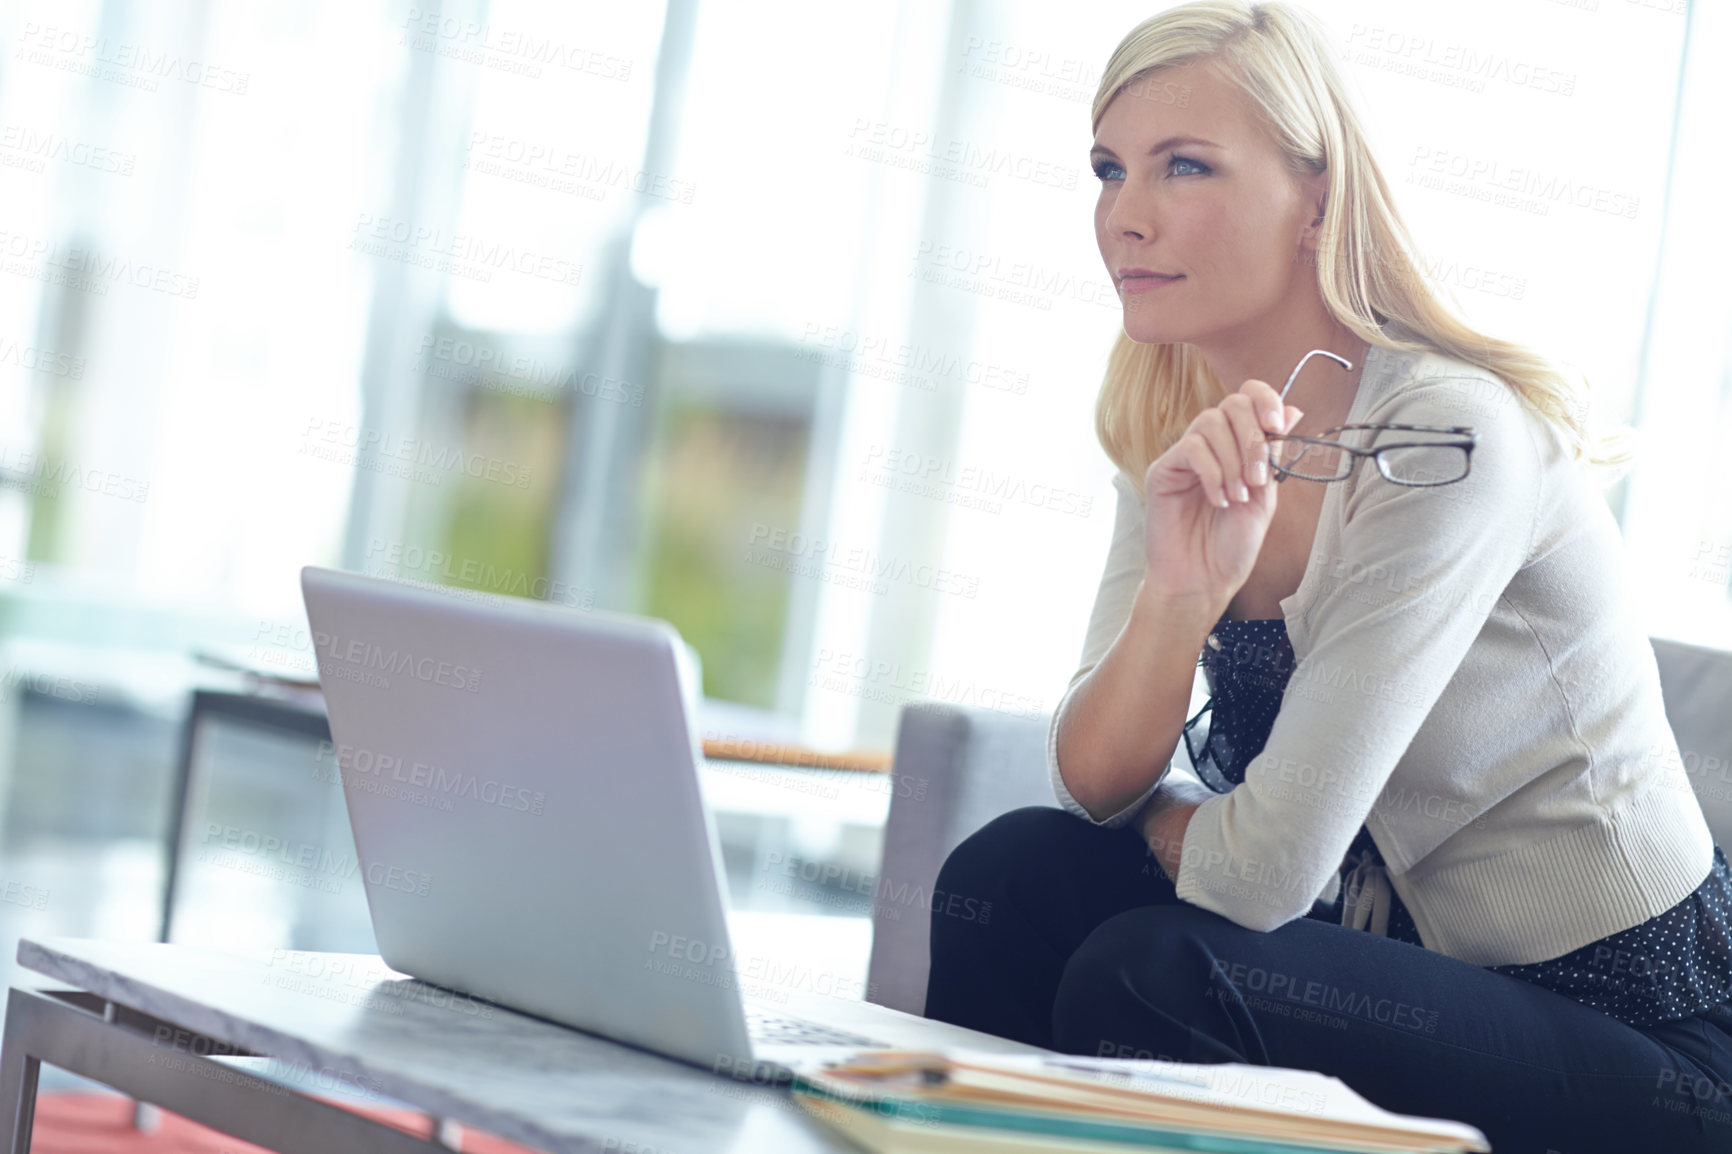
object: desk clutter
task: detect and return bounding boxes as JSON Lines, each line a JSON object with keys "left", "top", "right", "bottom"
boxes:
{"left": 791, "top": 1049, "right": 1489, "bottom": 1154}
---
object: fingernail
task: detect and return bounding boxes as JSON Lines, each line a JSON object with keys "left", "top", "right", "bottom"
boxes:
{"left": 1254, "top": 460, "right": 1268, "bottom": 485}
{"left": 1235, "top": 482, "right": 1249, "bottom": 502}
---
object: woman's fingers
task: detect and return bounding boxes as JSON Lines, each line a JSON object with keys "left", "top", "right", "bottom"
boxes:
{"left": 1233, "top": 380, "right": 1297, "bottom": 487}
{"left": 1195, "top": 397, "right": 1279, "bottom": 504}
{"left": 1219, "top": 391, "right": 1275, "bottom": 491}
{"left": 1178, "top": 431, "right": 1232, "bottom": 509}
{"left": 1162, "top": 387, "right": 1306, "bottom": 510}
{"left": 1238, "top": 378, "right": 1289, "bottom": 434}
{"left": 1188, "top": 409, "right": 1247, "bottom": 504}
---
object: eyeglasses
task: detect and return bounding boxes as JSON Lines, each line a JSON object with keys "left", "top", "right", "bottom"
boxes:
{"left": 1265, "top": 349, "right": 1479, "bottom": 487}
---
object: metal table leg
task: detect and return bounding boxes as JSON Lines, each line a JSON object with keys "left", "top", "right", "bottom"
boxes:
{"left": 0, "top": 1000, "right": 39, "bottom": 1154}
{"left": 0, "top": 984, "right": 443, "bottom": 1153}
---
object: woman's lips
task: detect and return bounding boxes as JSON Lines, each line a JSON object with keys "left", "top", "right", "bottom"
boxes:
{"left": 1119, "top": 273, "right": 1183, "bottom": 294}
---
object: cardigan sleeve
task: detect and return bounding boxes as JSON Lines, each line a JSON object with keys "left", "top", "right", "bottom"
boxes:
{"left": 1048, "top": 470, "right": 1164, "bottom": 828}
{"left": 1173, "top": 377, "right": 1545, "bottom": 931}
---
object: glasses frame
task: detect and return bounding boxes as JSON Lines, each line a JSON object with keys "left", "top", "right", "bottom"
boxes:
{"left": 1268, "top": 349, "right": 1480, "bottom": 487}
{"left": 1278, "top": 347, "right": 1352, "bottom": 402}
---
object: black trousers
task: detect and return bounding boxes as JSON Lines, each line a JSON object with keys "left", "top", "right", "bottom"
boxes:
{"left": 924, "top": 806, "right": 1732, "bottom": 1154}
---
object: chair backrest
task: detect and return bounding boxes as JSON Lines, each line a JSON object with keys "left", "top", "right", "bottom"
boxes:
{"left": 1650, "top": 636, "right": 1732, "bottom": 850}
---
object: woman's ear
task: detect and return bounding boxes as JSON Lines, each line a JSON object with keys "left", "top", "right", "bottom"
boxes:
{"left": 1298, "top": 167, "right": 1329, "bottom": 241}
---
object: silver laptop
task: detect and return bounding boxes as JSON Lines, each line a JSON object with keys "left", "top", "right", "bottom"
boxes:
{"left": 299, "top": 565, "right": 1038, "bottom": 1081}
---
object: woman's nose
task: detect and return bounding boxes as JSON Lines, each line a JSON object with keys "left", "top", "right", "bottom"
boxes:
{"left": 1104, "top": 179, "right": 1156, "bottom": 242}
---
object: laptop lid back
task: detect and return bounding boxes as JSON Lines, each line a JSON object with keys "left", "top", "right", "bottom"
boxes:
{"left": 299, "top": 565, "right": 752, "bottom": 1066}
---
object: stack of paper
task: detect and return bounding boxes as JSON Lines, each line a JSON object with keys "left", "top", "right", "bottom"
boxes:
{"left": 790, "top": 1050, "right": 1489, "bottom": 1153}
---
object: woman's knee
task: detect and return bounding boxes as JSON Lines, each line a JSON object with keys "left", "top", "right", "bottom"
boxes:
{"left": 1057, "top": 903, "right": 1225, "bottom": 989}
{"left": 1051, "top": 904, "right": 1240, "bottom": 1059}
{"left": 934, "top": 806, "right": 1096, "bottom": 902}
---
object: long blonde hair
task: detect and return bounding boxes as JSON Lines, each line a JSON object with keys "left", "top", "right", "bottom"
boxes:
{"left": 1092, "top": 1, "right": 1635, "bottom": 498}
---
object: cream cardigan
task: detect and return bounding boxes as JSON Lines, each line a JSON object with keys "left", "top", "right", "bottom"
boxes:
{"left": 1048, "top": 331, "right": 1714, "bottom": 966}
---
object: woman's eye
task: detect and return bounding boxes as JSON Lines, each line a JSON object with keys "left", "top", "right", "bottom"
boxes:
{"left": 1091, "top": 155, "right": 1209, "bottom": 183}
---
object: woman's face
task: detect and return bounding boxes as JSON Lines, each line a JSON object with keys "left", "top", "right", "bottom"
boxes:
{"left": 1091, "top": 58, "right": 1326, "bottom": 348}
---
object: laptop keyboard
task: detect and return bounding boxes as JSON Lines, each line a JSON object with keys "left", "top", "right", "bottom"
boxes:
{"left": 745, "top": 1008, "right": 886, "bottom": 1048}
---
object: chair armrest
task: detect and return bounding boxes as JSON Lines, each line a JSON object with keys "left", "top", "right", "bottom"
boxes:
{"left": 865, "top": 702, "right": 1054, "bottom": 1015}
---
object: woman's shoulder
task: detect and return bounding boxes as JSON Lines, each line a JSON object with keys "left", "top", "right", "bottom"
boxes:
{"left": 1365, "top": 343, "right": 1512, "bottom": 423}
{"left": 1361, "top": 342, "right": 1553, "bottom": 472}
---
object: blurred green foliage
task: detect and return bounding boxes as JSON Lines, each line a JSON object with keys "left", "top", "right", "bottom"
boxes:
{"left": 637, "top": 403, "right": 807, "bottom": 707}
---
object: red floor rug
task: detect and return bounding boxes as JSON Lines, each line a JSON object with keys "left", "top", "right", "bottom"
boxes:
{"left": 29, "top": 1092, "right": 541, "bottom": 1153}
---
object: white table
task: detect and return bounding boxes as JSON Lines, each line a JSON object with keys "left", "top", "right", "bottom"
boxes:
{"left": 0, "top": 936, "right": 877, "bottom": 1153}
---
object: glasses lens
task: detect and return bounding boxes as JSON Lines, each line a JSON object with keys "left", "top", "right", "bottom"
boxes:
{"left": 1271, "top": 437, "right": 1352, "bottom": 480}
{"left": 1376, "top": 445, "right": 1470, "bottom": 485}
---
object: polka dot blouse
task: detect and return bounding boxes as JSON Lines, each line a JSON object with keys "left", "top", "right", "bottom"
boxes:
{"left": 1185, "top": 612, "right": 1732, "bottom": 1030}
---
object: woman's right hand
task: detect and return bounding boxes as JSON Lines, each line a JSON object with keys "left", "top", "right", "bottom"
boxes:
{"left": 1143, "top": 378, "right": 1302, "bottom": 605}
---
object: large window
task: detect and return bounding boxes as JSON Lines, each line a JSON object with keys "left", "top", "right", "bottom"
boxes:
{"left": 0, "top": 0, "right": 1719, "bottom": 749}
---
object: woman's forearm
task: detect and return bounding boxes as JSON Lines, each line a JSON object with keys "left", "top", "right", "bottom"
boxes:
{"left": 1139, "top": 792, "right": 1205, "bottom": 881}
{"left": 1055, "top": 579, "right": 1225, "bottom": 821}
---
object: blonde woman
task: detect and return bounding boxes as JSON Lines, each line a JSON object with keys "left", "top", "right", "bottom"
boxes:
{"left": 923, "top": 3, "right": 1732, "bottom": 1150}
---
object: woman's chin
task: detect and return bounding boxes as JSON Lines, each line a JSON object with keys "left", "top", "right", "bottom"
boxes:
{"left": 1121, "top": 315, "right": 1178, "bottom": 345}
